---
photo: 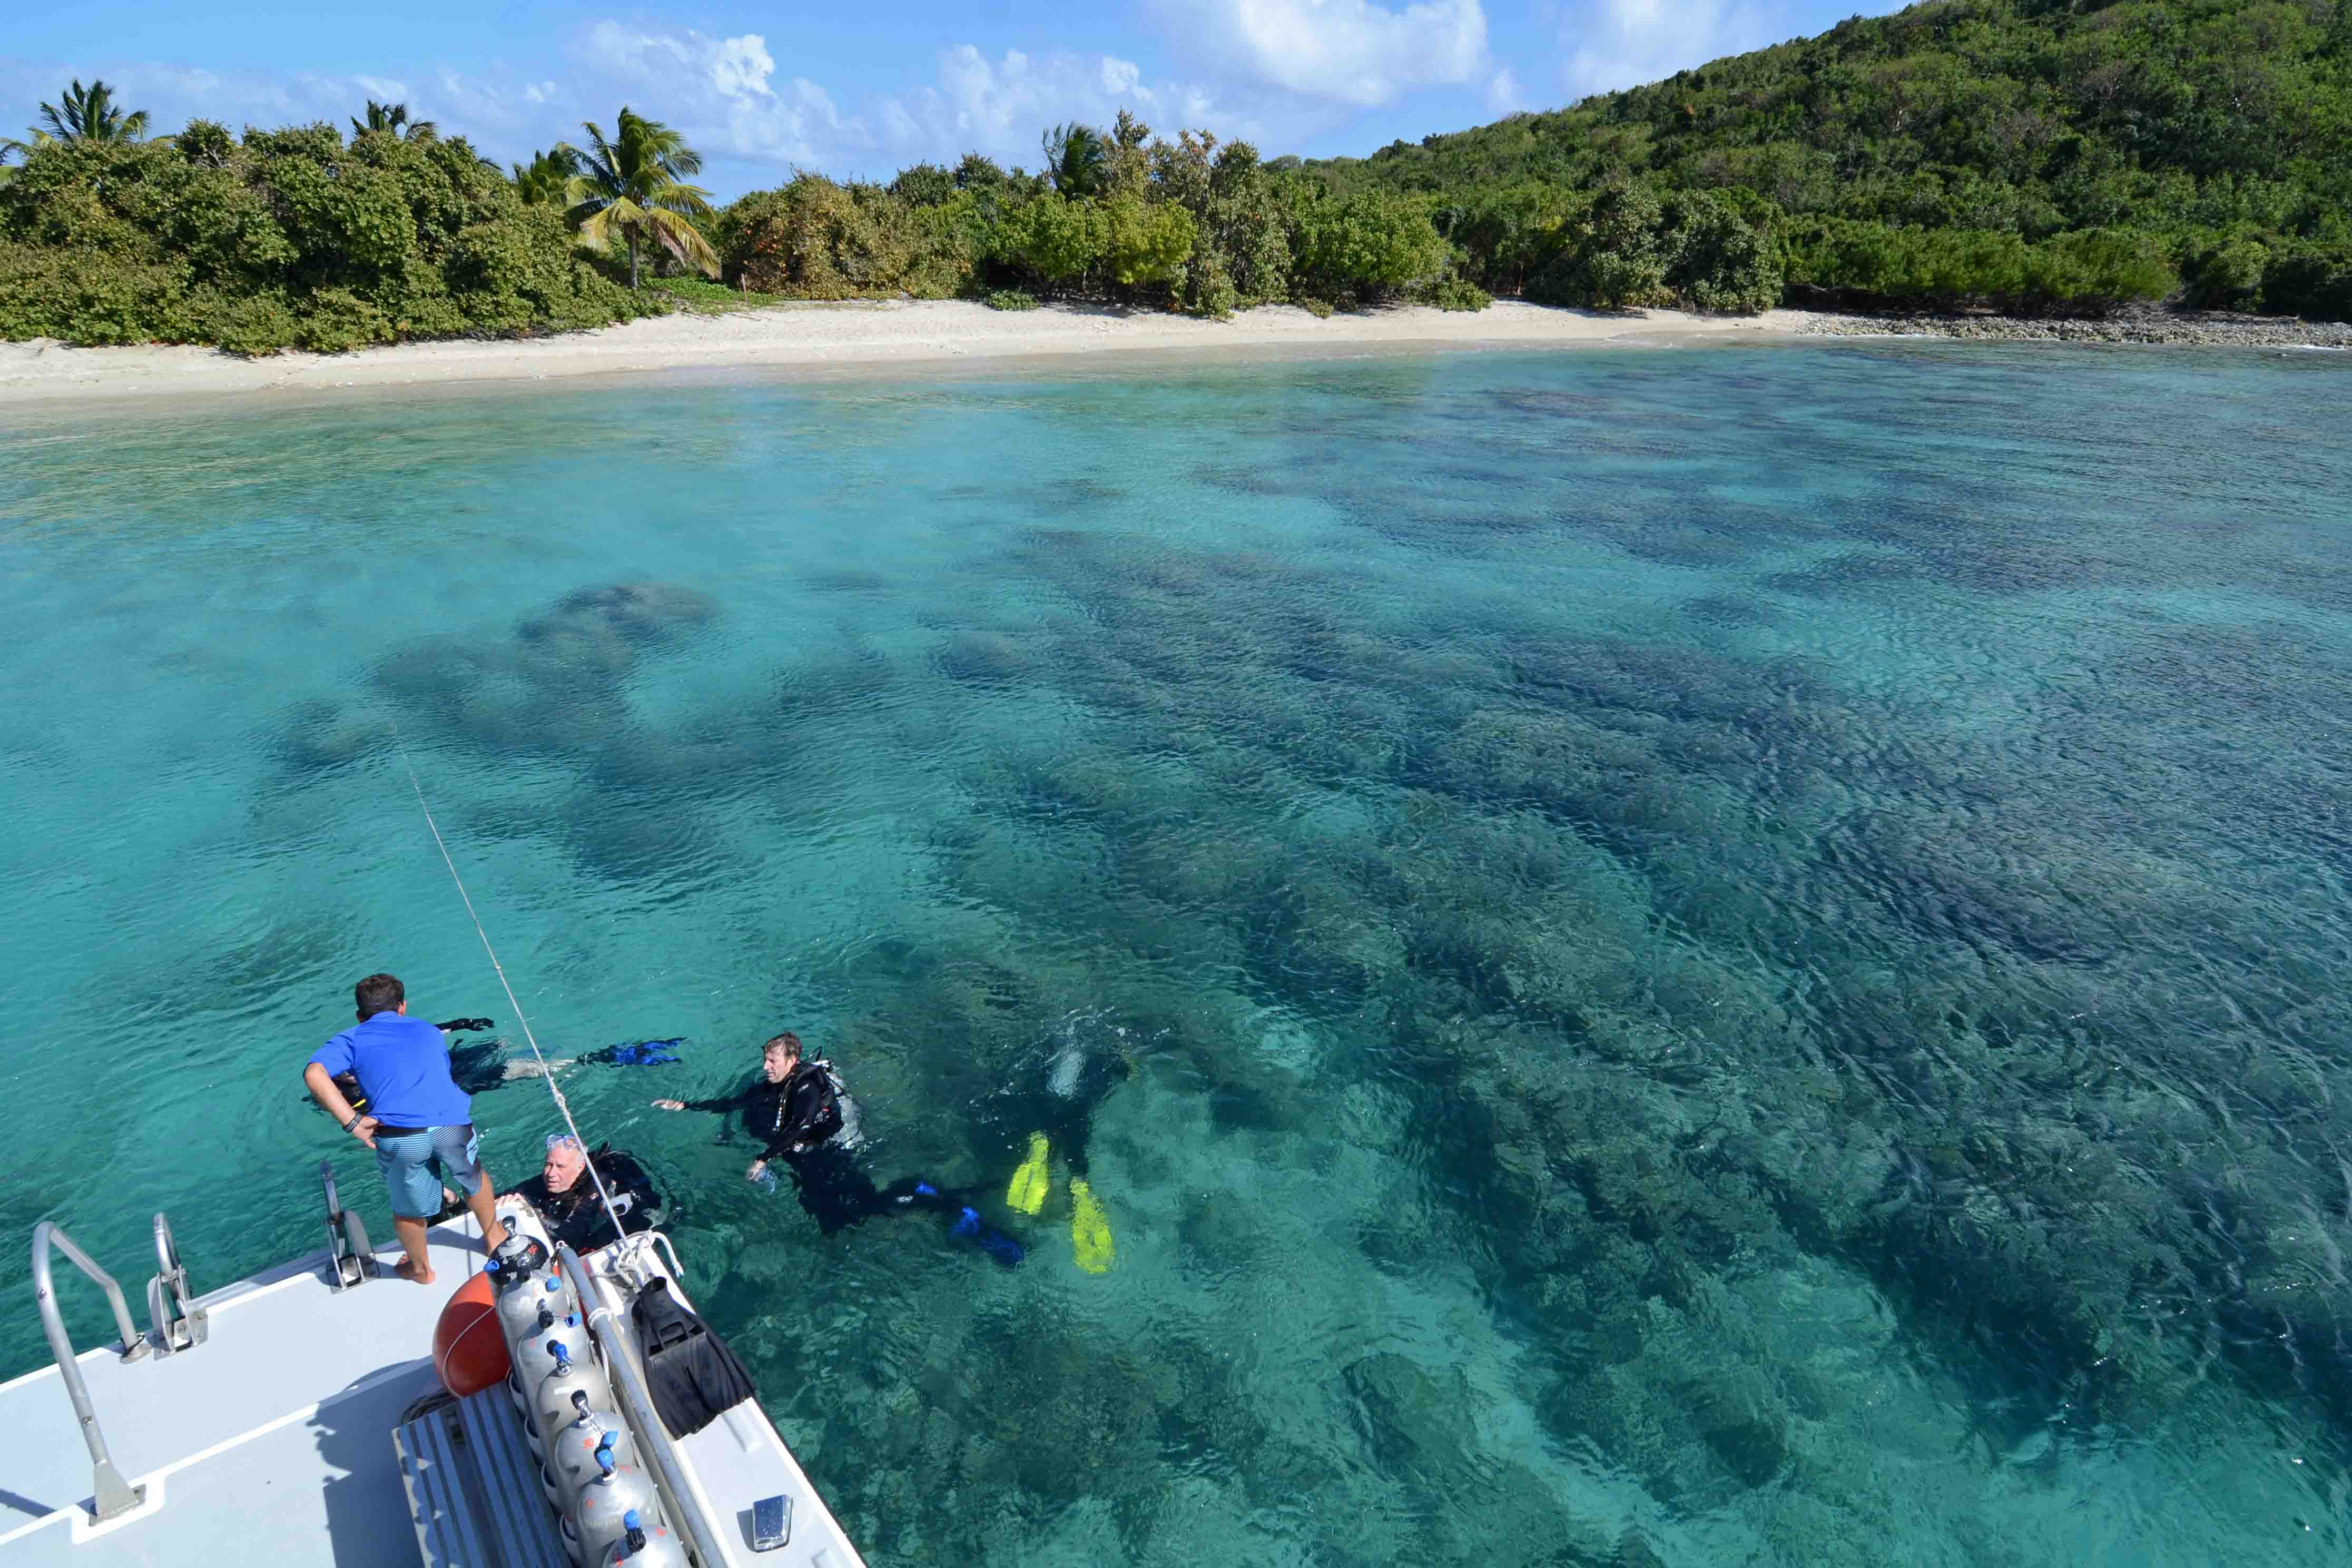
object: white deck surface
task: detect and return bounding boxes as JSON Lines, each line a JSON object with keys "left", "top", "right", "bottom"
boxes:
{"left": 0, "top": 1220, "right": 489, "bottom": 1567}
{"left": 3, "top": 1210, "right": 869, "bottom": 1568}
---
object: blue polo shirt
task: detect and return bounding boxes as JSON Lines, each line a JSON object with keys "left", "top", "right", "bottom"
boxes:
{"left": 309, "top": 1011, "right": 472, "bottom": 1128}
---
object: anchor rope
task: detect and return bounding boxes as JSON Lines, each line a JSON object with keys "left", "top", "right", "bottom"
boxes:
{"left": 387, "top": 722, "right": 635, "bottom": 1262}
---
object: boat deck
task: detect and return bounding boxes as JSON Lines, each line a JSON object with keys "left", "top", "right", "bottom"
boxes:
{"left": 3, "top": 1208, "right": 867, "bottom": 1568}
{"left": 0, "top": 1220, "right": 487, "bottom": 1566}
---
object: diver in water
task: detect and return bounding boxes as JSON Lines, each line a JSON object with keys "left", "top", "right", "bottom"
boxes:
{"left": 326, "top": 1023, "right": 684, "bottom": 1112}
{"left": 988, "top": 1010, "right": 1135, "bottom": 1275}
{"left": 653, "top": 1031, "right": 1024, "bottom": 1266}
{"left": 513, "top": 1132, "right": 666, "bottom": 1254}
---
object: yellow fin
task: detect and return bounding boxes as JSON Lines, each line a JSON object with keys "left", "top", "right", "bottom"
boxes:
{"left": 1070, "top": 1179, "right": 1114, "bottom": 1275}
{"left": 1006, "top": 1132, "right": 1051, "bottom": 1216}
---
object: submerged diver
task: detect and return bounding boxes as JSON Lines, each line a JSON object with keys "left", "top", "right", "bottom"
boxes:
{"left": 513, "top": 1132, "right": 666, "bottom": 1253}
{"left": 653, "top": 1031, "right": 1024, "bottom": 1266}
{"left": 324, "top": 1024, "right": 684, "bottom": 1114}
{"left": 990, "top": 1009, "right": 1135, "bottom": 1274}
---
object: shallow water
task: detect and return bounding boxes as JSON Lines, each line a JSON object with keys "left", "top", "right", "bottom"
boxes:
{"left": 5, "top": 342, "right": 2352, "bottom": 1565}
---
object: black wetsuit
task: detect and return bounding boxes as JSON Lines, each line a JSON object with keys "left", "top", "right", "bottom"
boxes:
{"left": 514, "top": 1147, "right": 665, "bottom": 1253}
{"left": 682, "top": 1062, "right": 959, "bottom": 1236}
{"left": 967, "top": 1027, "right": 1131, "bottom": 1180}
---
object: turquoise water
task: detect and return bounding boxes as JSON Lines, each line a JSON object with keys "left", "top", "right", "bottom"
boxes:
{"left": 4, "top": 342, "right": 2352, "bottom": 1564}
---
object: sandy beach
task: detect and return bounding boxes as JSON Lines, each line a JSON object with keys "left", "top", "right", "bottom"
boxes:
{"left": 0, "top": 299, "right": 1821, "bottom": 407}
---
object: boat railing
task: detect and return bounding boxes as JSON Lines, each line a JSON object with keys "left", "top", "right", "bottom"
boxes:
{"left": 29, "top": 1219, "right": 152, "bottom": 1524}
{"left": 146, "top": 1211, "right": 208, "bottom": 1354}
{"left": 555, "top": 1243, "right": 732, "bottom": 1568}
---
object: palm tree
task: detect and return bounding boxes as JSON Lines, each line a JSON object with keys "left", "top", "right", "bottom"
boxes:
{"left": 0, "top": 133, "right": 42, "bottom": 177}
{"left": 1040, "top": 123, "right": 1108, "bottom": 198}
{"left": 33, "top": 79, "right": 150, "bottom": 144}
{"left": 558, "top": 109, "right": 718, "bottom": 288}
{"left": 352, "top": 100, "right": 438, "bottom": 143}
{"left": 511, "top": 146, "right": 580, "bottom": 206}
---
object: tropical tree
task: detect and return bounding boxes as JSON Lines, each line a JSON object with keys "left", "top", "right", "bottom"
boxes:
{"left": 511, "top": 146, "right": 580, "bottom": 206}
{"left": 31, "top": 79, "right": 150, "bottom": 144}
{"left": 559, "top": 108, "right": 719, "bottom": 287}
{"left": 352, "top": 100, "right": 438, "bottom": 143}
{"left": 1040, "top": 122, "right": 1109, "bottom": 198}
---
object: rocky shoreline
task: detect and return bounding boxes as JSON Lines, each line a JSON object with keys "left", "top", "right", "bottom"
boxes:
{"left": 1800, "top": 304, "right": 2352, "bottom": 348}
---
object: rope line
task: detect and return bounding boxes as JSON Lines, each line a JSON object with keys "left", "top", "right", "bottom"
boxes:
{"left": 387, "top": 722, "right": 634, "bottom": 1260}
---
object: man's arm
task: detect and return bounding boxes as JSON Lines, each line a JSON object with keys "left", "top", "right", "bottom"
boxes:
{"left": 304, "top": 1062, "right": 380, "bottom": 1149}
{"left": 651, "top": 1086, "right": 746, "bottom": 1114}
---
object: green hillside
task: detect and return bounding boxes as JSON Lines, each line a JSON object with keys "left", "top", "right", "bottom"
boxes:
{"left": 1306, "top": 0, "right": 2352, "bottom": 316}
{"left": 5, "top": 0, "right": 2347, "bottom": 352}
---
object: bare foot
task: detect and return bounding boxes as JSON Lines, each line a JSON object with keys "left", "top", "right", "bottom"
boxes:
{"left": 393, "top": 1257, "right": 438, "bottom": 1286}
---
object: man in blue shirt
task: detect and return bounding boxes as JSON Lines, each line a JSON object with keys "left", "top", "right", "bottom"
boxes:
{"left": 304, "top": 972, "right": 509, "bottom": 1284}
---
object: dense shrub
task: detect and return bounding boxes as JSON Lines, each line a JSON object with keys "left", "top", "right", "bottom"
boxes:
{"left": 1527, "top": 183, "right": 1671, "bottom": 310}
{"left": 1446, "top": 184, "right": 1582, "bottom": 296}
{"left": 718, "top": 175, "right": 933, "bottom": 299}
{"left": 2181, "top": 235, "right": 2270, "bottom": 309}
{"left": 1148, "top": 132, "right": 1296, "bottom": 315}
{"left": 1661, "top": 190, "right": 1782, "bottom": 313}
{"left": 2257, "top": 241, "right": 2352, "bottom": 319}
{"left": 1425, "top": 277, "right": 1494, "bottom": 312}
{"left": 994, "top": 191, "right": 1105, "bottom": 292}
{"left": 1294, "top": 191, "right": 1448, "bottom": 302}
{"left": 1102, "top": 193, "right": 1196, "bottom": 288}
{"left": 1785, "top": 219, "right": 2177, "bottom": 313}
{"left": 0, "top": 125, "right": 655, "bottom": 352}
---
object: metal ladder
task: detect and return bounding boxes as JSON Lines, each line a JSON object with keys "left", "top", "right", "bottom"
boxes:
{"left": 29, "top": 1211, "right": 209, "bottom": 1524}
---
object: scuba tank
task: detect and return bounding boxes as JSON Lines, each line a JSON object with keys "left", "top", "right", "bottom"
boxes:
{"left": 493, "top": 1239, "right": 575, "bottom": 1324}
{"left": 564, "top": 1444, "right": 663, "bottom": 1564}
{"left": 530, "top": 1339, "right": 614, "bottom": 1455}
{"left": 601, "top": 1508, "right": 686, "bottom": 1567}
{"left": 550, "top": 1392, "right": 635, "bottom": 1487}
{"left": 510, "top": 1310, "right": 594, "bottom": 1405}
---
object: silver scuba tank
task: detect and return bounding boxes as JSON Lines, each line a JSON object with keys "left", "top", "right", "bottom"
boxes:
{"left": 564, "top": 1445, "right": 663, "bottom": 1564}
{"left": 600, "top": 1508, "right": 687, "bottom": 1567}
{"left": 498, "top": 1271, "right": 573, "bottom": 1341}
{"left": 550, "top": 1393, "right": 635, "bottom": 1487}
{"left": 511, "top": 1311, "right": 595, "bottom": 1409}
{"left": 532, "top": 1340, "right": 615, "bottom": 1451}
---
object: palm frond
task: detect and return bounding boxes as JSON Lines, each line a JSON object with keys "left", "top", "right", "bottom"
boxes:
{"left": 645, "top": 208, "right": 720, "bottom": 277}
{"left": 38, "top": 79, "right": 150, "bottom": 143}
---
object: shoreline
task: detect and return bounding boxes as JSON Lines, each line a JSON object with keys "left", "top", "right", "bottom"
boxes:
{"left": 4, "top": 299, "right": 2341, "bottom": 412}
{"left": 0, "top": 300, "right": 1812, "bottom": 408}
{"left": 1796, "top": 305, "right": 2352, "bottom": 349}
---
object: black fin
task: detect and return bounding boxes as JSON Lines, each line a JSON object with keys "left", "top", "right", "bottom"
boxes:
{"left": 628, "top": 1277, "right": 757, "bottom": 1437}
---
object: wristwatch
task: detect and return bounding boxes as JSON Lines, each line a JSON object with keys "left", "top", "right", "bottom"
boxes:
{"left": 344, "top": 1113, "right": 365, "bottom": 1132}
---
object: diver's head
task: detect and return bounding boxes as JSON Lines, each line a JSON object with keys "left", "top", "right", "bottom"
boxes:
{"left": 761, "top": 1031, "right": 802, "bottom": 1082}
{"left": 354, "top": 972, "right": 406, "bottom": 1021}
{"left": 542, "top": 1133, "right": 587, "bottom": 1194}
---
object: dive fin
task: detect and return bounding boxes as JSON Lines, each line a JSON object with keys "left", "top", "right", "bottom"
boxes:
{"left": 1070, "top": 1179, "right": 1114, "bottom": 1275}
{"left": 1007, "top": 1132, "right": 1051, "bottom": 1216}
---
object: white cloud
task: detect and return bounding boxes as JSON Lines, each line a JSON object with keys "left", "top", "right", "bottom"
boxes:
{"left": 1559, "top": 0, "right": 1774, "bottom": 100}
{"left": 1155, "top": 0, "right": 1488, "bottom": 106}
{"left": 576, "top": 22, "right": 861, "bottom": 167}
{"left": 0, "top": 13, "right": 1394, "bottom": 195}
{"left": 1485, "top": 66, "right": 1521, "bottom": 114}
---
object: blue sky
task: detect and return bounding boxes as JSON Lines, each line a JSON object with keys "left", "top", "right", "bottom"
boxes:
{"left": 5, "top": 1, "right": 1896, "bottom": 198}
